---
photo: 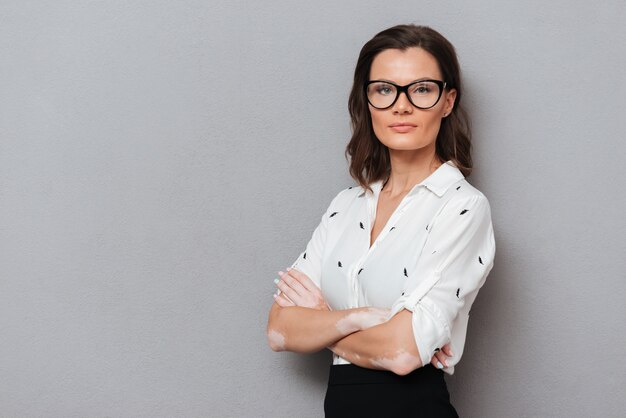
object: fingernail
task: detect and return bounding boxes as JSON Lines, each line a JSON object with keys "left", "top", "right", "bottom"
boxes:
{"left": 436, "top": 361, "right": 444, "bottom": 369}
{"left": 449, "top": 350, "right": 454, "bottom": 356}
{"left": 286, "top": 267, "right": 292, "bottom": 271}
{"left": 273, "top": 278, "right": 279, "bottom": 284}
{"left": 278, "top": 271, "right": 284, "bottom": 276}
{"left": 273, "top": 293, "right": 277, "bottom": 298}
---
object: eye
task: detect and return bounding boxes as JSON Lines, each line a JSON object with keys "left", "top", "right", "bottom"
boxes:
{"left": 411, "top": 83, "right": 433, "bottom": 94}
{"left": 369, "top": 82, "right": 395, "bottom": 96}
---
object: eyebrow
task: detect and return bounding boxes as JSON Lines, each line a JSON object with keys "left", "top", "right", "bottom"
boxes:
{"left": 369, "top": 77, "right": 438, "bottom": 84}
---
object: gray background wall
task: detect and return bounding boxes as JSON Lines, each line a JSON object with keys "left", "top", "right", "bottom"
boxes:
{"left": 1, "top": 1, "right": 625, "bottom": 417}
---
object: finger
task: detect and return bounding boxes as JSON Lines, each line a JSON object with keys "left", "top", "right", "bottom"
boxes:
{"left": 287, "top": 268, "right": 320, "bottom": 293}
{"left": 431, "top": 353, "right": 448, "bottom": 369}
{"left": 437, "top": 351, "right": 450, "bottom": 367}
{"left": 430, "top": 355, "right": 439, "bottom": 368}
{"left": 275, "top": 289, "right": 294, "bottom": 303}
{"left": 287, "top": 269, "right": 329, "bottom": 310}
{"left": 272, "top": 278, "right": 289, "bottom": 298}
{"left": 435, "top": 351, "right": 450, "bottom": 368}
{"left": 273, "top": 292, "right": 294, "bottom": 307}
{"left": 273, "top": 275, "right": 302, "bottom": 302}
{"left": 432, "top": 354, "right": 444, "bottom": 370}
{"left": 279, "top": 271, "right": 308, "bottom": 297}
{"left": 442, "top": 343, "right": 454, "bottom": 357}
{"left": 276, "top": 279, "right": 302, "bottom": 305}
{"left": 430, "top": 348, "right": 445, "bottom": 369}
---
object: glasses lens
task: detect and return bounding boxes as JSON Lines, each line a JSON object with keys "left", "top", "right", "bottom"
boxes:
{"left": 367, "top": 82, "right": 397, "bottom": 109}
{"left": 407, "top": 81, "right": 441, "bottom": 109}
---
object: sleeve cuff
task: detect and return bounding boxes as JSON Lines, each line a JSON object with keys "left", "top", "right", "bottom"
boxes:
{"left": 409, "top": 297, "right": 451, "bottom": 367}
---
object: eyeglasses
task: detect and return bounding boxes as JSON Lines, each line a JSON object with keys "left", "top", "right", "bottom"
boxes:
{"left": 365, "top": 79, "right": 447, "bottom": 110}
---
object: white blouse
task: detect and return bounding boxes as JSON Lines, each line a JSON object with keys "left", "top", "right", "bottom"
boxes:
{"left": 289, "top": 161, "right": 496, "bottom": 375}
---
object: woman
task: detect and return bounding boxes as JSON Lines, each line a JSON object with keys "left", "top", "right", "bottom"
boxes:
{"left": 266, "top": 24, "right": 495, "bottom": 417}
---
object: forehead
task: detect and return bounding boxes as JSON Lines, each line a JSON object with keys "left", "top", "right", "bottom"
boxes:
{"left": 369, "top": 47, "right": 442, "bottom": 83}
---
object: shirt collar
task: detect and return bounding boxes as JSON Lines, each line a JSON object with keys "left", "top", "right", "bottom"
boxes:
{"left": 419, "top": 160, "right": 465, "bottom": 197}
{"left": 359, "top": 160, "right": 464, "bottom": 198}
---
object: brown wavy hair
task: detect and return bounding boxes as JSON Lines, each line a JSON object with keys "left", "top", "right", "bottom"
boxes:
{"left": 345, "top": 24, "right": 472, "bottom": 191}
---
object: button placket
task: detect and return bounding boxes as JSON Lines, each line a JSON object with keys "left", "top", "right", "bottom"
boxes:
{"left": 350, "top": 264, "right": 359, "bottom": 302}
{"left": 361, "top": 187, "right": 417, "bottom": 262}
{"left": 355, "top": 183, "right": 417, "bottom": 307}
{"left": 375, "top": 196, "right": 412, "bottom": 244}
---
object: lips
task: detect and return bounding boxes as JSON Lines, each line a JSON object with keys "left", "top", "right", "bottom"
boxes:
{"left": 389, "top": 123, "right": 417, "bottom": 133}
{"left": 389, "top": 123, "right": 417, "bottom": 127}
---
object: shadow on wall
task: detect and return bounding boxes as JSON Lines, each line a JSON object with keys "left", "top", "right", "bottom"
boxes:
{"left": 286, "top": 349, "right": 333, "bottom": 387}
{"left": 445, "top": 238, "right": 521, "bottom": 415}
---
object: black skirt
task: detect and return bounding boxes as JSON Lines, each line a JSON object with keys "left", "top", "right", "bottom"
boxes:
{"left": 324, "top": 364, "right": 459, "bottom": 417}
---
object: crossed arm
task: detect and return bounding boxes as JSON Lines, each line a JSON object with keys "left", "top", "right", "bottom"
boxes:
{"left": 266, "top": 268, "right": 452, "bottom": 376}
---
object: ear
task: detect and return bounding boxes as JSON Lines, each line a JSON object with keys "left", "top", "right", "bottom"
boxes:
{"left": 443, "top": 88, "right": 457, "bottom": 116}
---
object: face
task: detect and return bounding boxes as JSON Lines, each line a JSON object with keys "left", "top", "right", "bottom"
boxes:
{"left": 367, "top": 47, "right": 456, "bottom": 155}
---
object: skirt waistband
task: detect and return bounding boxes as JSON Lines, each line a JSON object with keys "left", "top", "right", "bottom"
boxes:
{"left": 327, "top": 363, "right": 443, "bottom": 386}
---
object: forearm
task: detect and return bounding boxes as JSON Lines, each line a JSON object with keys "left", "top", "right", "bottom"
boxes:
{"left": 328, "top": 310, "right": 423, "bottom": 375}
{"left": 267, "top": 303, "right": 368, "bottom": 354}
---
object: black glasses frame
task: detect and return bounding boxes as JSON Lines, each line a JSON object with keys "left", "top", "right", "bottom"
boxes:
{"left": 365, "top": 79, "right": 447, "bottom": 110}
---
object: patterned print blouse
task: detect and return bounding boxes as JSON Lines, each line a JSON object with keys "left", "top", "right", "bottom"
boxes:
{"left": 290, "top": 160, "right": 496, "bottom": 375}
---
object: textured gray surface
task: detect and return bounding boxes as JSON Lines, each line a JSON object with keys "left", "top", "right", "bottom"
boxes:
{"left": 1, "top": 1, "right": 625, "bottom": 417}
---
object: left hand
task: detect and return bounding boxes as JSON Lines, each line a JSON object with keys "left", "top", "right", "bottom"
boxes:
{"left": 430, "top": 343, "right": 453, "bottom": 369}
{"left": 273, "top": 268, "right": 329, "bottom": 311}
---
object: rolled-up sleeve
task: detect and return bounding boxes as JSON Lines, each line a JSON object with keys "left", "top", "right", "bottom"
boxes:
{"left": 390, "top": 194, "right": 496, "bottom": 367}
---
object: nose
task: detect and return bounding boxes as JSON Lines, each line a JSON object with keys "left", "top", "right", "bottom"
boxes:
{"left": 392, "top": 91, "right": 413, "bottom": 114}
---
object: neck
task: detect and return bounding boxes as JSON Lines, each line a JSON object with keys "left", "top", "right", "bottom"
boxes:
{"left": 383, "top": 148, "right": 443, "bottom": 198}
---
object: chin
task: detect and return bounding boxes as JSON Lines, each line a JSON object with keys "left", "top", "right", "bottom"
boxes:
{"left": 380, "top": 137, "right": 428, "bottom": 151}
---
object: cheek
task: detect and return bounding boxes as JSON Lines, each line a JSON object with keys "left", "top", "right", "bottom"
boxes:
{"left": 423, "top": 115, "right": 440, "bottom": 130}
{"left": 426, "top": 116, "right": 444, "bottom": 137}
{"left": 369, "top": 109, "right": 387, "bottom": 138}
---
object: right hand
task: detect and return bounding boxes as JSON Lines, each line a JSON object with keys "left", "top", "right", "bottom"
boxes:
{"left": 273, "top": 268, "right": 329, "bottom": 311}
